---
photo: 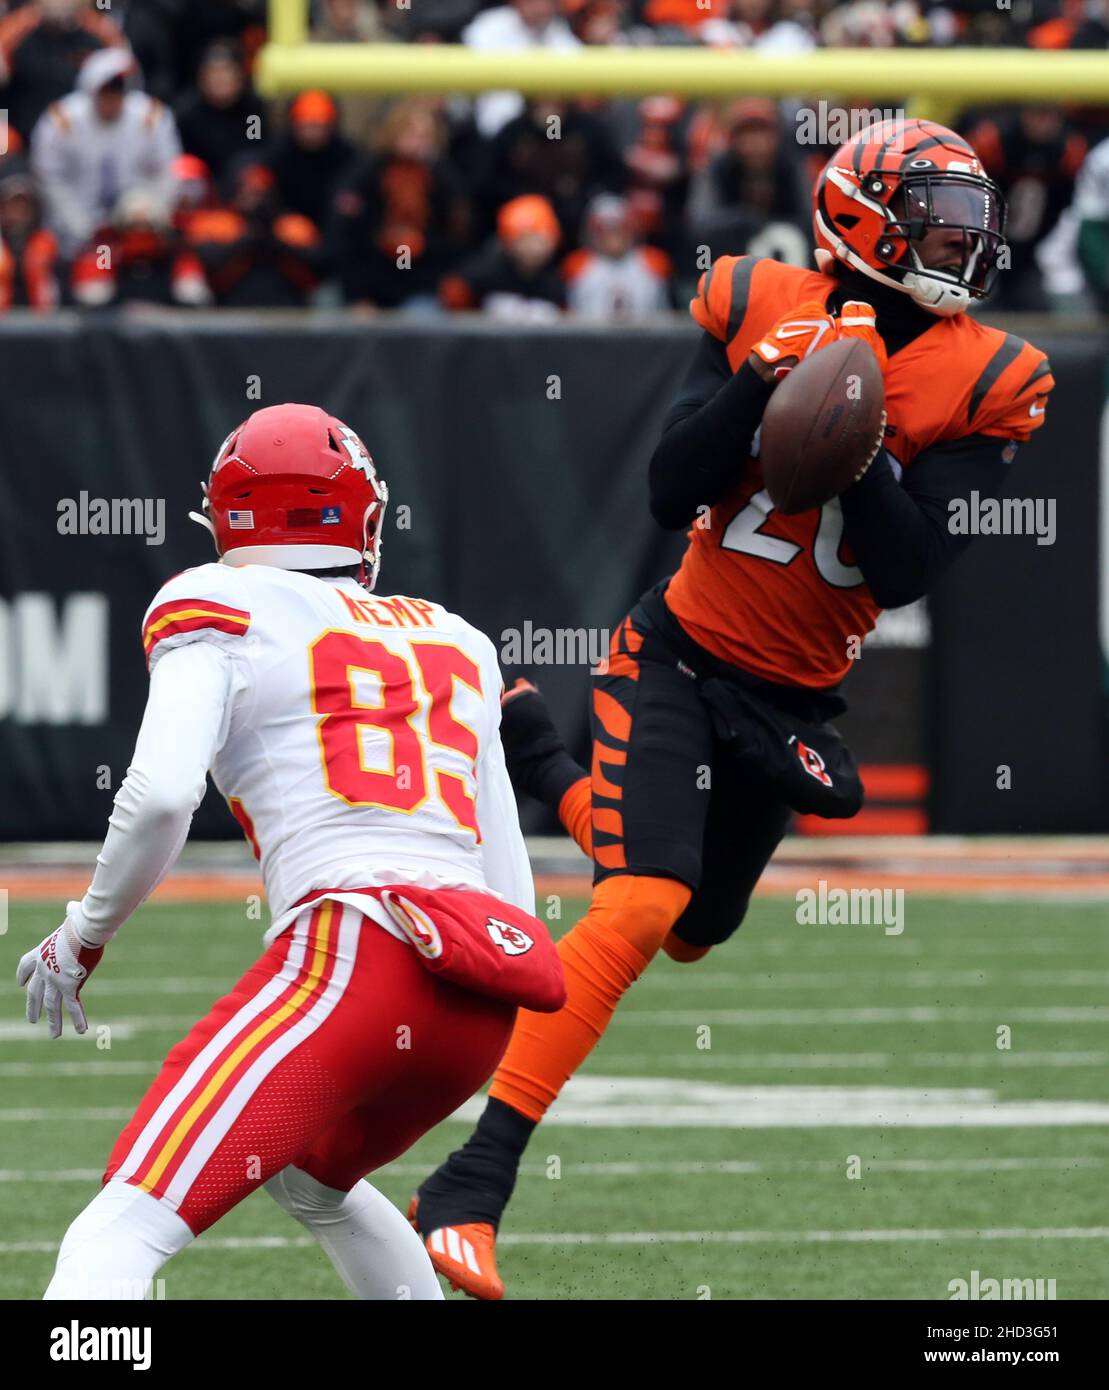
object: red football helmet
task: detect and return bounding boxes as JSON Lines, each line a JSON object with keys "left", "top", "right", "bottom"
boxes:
{"left": 190, "top": 403, "right": 389, "bottom": 588}
{"left": 813, "top": 118, "right": 1007, "bottom": 317}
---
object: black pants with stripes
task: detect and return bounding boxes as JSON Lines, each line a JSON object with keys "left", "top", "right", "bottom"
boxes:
{"left": 590, "top": 581, "right": 838, "bottom": 948}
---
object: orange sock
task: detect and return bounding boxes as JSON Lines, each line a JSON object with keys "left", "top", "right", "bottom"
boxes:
{"left": 489, "top": 874, "right": 691, "bottom": 1122}
{"left": 558, "top": 776, "right": 593, "bottom": 858}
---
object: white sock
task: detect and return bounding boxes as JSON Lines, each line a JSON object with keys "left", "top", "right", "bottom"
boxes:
{"left": 265, "top": 1166, "right": 443, "bottom": 1301}
{"left": 43, "top": 1181, "right": 193, "bottom": 1300}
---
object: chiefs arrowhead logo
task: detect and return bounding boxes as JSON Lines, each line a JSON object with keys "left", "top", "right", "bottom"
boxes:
{"left": 485, "top": 917, "right": 534, "bottom": 956}
{"left": 795, "top": 738, "right": 833, "bottom": 788}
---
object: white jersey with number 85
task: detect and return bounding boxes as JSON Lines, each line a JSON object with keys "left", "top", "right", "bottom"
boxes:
{"left": 140, "top": 562, "right": 531, "bottom": 941}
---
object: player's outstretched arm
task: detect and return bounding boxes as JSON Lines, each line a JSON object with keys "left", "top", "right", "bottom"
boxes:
{"left": 15, "top": 642, "right": 232, "bottom": 1037}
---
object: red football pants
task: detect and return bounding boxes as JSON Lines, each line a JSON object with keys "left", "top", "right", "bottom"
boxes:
{"left": 103, "top": 897, "right": 515, "bottom": 1234}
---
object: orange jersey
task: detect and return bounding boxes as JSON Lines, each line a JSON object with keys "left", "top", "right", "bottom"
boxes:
{"left": 665, "top": 255, "right": 1054, "bottom": 688}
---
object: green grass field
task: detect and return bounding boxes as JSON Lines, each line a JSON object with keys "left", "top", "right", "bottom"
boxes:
{"left": 2, "top": 894, "right": 1107, "bottom": 1300}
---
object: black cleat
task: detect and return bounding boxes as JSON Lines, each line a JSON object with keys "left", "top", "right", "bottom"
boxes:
{"left": 409, "top": 1099, "right": 538, "bottom": 1299}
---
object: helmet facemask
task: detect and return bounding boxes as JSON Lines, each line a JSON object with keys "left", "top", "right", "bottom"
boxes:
{"left": 878, "top": 173, "right": 1007, "bottom": 311}
{"left": 358, "top": 475, "right": 389, "bottom": 592}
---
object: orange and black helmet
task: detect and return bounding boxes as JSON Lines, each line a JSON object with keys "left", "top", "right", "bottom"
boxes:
{"left": 813, "top": 118, "right": 1007, "bottom": 317}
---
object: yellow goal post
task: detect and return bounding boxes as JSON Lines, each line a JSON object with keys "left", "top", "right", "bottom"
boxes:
{"left": 257, "top": 0, "right": 1109, "bottom": 126}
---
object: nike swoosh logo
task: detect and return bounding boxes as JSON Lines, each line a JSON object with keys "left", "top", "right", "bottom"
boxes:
{"left": 1029, "top": 402, "right": 1045, "bottom": 417}
{"left": 778, "top": 321, "right": 830, "bottom": 338}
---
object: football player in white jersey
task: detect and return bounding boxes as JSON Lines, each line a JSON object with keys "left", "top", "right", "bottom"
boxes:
{"left": 16, "top": 402, "right": 564, "bottom": 1300}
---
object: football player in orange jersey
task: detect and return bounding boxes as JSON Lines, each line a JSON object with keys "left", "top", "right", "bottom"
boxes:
{"left": 410, "top": 118, "right": 1055, "bottom": 1298}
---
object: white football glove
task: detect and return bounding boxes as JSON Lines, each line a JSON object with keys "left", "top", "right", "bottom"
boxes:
{"left": 16, "top": 908, "right": 104, "bottom": 1038}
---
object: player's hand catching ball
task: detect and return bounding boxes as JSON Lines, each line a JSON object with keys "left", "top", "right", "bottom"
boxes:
{"left": 749, "top": 302, "right": 839, "bottom": 383}
{"left": 16, "top": 909, "right": 104, "bottom": 1038}
{"left": 836, "top": 301, "right": 889, "bottom": 374}
{"left": 750, "top": 300, "right": 889, "bottom": 385}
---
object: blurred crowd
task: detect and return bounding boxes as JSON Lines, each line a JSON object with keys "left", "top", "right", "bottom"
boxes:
{"left": 1, "top": 0, "right": 1108, "bottom": 317}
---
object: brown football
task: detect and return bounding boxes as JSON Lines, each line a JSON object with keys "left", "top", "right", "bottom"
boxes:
{"left": 759, "top": 338, "right": 886, "bottom": 516}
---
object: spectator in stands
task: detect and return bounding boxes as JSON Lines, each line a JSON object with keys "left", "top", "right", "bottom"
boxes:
{"left": 623, "top": 97, "right": 689, "bottom": 259}
{"left": 638, "top": 0, "right": 714, "bottom": 36}
{"left": 440, "top": 193, "right": 566, "bottom": 318}
{"left": 685, "top": 97, "right": 810, "bottom": 262}
{"left": 174, "top": 40, "right": 258, "bottom": 183}
{"left": 818, "top": 0, "right": 949, "bottom": 47}
{"left": 563, "top": 193, "right": 671, "bottom": 317}
{"left": 70, "top": 185, "right": 211, "bottom": 308}
{"left": 328, "top": 97, "right": 469, "bottom": 311}
{"left": 481, "top": 97, "right": 626, "bottom": 247}
{"left": 30, "top": 48, "right": 181, "bottom": 257}
{"left": 310, "top": 0, "right": 397, "bottom": 141}
{"left": 169, "top": 0, "right": 267, "bottom": 92}
{"left": 700, "top": 0, "right": 818, "bottom": 49}
{"left": 186, "top": 162, "right": 325, "bottom": 307}
{"left": 0, "top": 161, "right": 60, "bottom": 311}
{"left": 567, "top": 0, "right": 633, "bottom": 44}
{"left": 170, "top": 153, "right": 219, "bottom": 238}
{"left": 969, "top": 104, "right": 1087, "bottom": 310}
{"left": 313, "top": 0, "right": 391, "bottom": 43}
{"left": 1070, "top": 0, "right": 1109, "bottom": 48}
{"left": 118, "top": 0, "right": 177, "bottom": 105}
{"left": 1028, "top": 0, "right": 1109, "bottom": 50}
{"left": 0, "top": 0, "right": 125, "bottom": 148}
{"left": 462, "top": 0, "right": 580, "bottom": 138}
{"left": 268, "top": 91, "right": 355, "bottom": 235}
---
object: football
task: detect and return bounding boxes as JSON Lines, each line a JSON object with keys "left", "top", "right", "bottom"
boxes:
{"left": 759, "top": 337, "right": 886, "bottom": 515}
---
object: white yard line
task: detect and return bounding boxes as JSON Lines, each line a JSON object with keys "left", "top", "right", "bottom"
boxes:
{"left": 617, "top": 1006, "right": 1109, "bottom": 1025}
{"left": 21, "top": 979, "right": 231, "bottom": 996}
{"left": 639, "top": 971, "right": 1109, "bottom": 990}
{"left": 5, "top": 1227, "right": 1108, "bottom": 1256}
{"left": 449, "top": 1077, "right": 1109, "bottom": 1127}
{"left": 4, "top": 1050, "right": 1105, "bottom": 1078}
{"left": 381, "top": 1155, "right": 1105, "bottom": 1179}
{"left": 1, "top": 969, "right": 1104, "bottom": 1001}
{"left": 0, "top": 1003, "right": 1093, "bottom": 1045}
{"left": 0, "top": 1018, "right": 191, "bottom": 1042}
{"left": 0, "top": 1060, "right": 163, "bottom": 1077}
{"left": 719, "top": 940, "right": 1105, "bottom": 957}
{"left": 0, "top": 1108, "right": 132, "bottom": 1122}
{"left": 0, "top": 1170, "right": 103, "bottom": 1183}
{"left": 495, "top": 1227, "right": 1109, "bottom": 1247}
{"left": 4, "top": 1156, "right": 1101, "bottom": 1185}
{"left": 598, "top": 1050, "right": 1109, "bottom": 1069}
